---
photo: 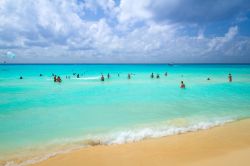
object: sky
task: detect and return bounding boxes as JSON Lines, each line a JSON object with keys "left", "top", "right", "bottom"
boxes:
{"left": 0, "top": 0, "right": 250, "bottom": 63}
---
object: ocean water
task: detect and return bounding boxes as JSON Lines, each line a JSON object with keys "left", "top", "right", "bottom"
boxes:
{"left": 0, "top": 64, "right": 250, "bottom": 165}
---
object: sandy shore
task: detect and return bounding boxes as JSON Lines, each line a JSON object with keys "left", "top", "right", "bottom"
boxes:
{"left": 32, "top": 119, "right": 250, "bottom": 166}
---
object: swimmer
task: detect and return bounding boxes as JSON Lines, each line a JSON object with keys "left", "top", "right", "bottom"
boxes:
{"left": 228, "top": 73, "right": 232, "bottom": 82}
{"left": 207, "top": 77, "right": 210, "bottom": 80}
{"left": 151, "top": 73, "right": 154, "bottom": 78}
{"left": 180, "top": 81, "right": 185, "bottom": 89}
{"left": 19, "top": 76, "right": 23, "bottom": 79}
{"left": 101, "top": 74, "right": 105, "bottom": 81}
{"left": 156, "top": 74, "right": 160, "bottom": 79}
{"left": 77, "top": 74, "right": 80, "bottom": 78}
{"left": 107, "top": 73, "right": 110, "bottom": 79}
{"left": 164, "top": 72, "right": 168, "bottom": 76}
{"left": 40, "top": 74, "right": 43, "bottom": 77}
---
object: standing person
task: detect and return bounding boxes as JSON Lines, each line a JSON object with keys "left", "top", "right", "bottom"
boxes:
{"left": 107, "top": 73, "right": 110, "bottom": 79}
{"left": 180, "top": 81, "right": 185, "bottom": 89}
{"left": 128, "top": 73, "right": 131, "bottom": 79}
{"left": 54, "top": 75, "right": 57, "bottom": 82}
{"left": 101, "top": 75, "right": 105, "bottom": 81}
{"left": 151, "top": 73, "right": 154, "bottom": 78}
{"left": 57, "top": 76, "right": 62, "bottom": 83}
{"left": 77, "top": 74, "right": 80, "bottom": 78}
{"left": 228, "top": 73, "right": 232, "bottom": 82}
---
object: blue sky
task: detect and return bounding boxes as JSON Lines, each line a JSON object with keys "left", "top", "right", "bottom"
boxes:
{"left": 0, "top": 0, "right": 250, "bottom": 63}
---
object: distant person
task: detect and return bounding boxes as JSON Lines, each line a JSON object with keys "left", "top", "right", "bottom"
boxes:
{"left": 101, "top": 75, "right": 105, "bottom": 81}
{"left": 77, "top": 74, "right": 80, "bottom": 78}
{"left": 107, "top": 73, "right": 110, "bottom": 79}
{"left": 40, "top": 74, "right": 43, "bottom": 77}
{"left": 156, "top": 74, "right": 160, "bottom": 79}
{"left": 54, "top": 75, "right": 57, "bottom": 82}
{"left": 19, "top": 76, "right": 23, "bottom": 79}
{"left": 151, "top": 73, "right": 154, "bottom": 78}
{"left": 228, "top": 73, "right": 232, "bottom": 82}
{"left": 207, "top": 77, "right": 210, "bottom": 80}
{"left": 180, "top": 81, "right": 185, "bottom": 89}
{"left": 57, "top": 76, "right": 62, "bottom": 83}
{"left": 164, "top": 72, "right": 168, "bottom": 76}
{"left": 128, "top": 73, "right": 131, "bottom": 79}
{"left": 118, "top": 73, "right": 120, "bottom": 77}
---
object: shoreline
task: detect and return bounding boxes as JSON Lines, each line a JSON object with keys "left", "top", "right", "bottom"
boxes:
{"left": 29, "top": 118, "right": 250, "bottom": 166}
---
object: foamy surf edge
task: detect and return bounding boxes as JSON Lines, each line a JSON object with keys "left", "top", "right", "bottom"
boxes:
{"left": 3, "top": 117, "right": 236, "bottom": 166}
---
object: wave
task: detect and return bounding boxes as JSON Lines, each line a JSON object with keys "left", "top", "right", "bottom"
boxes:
{"left": 3, "top": 117, "right": 236, "bottom": 166}
{"left": 85, "top": 117, "right": 235, "bottom": 145}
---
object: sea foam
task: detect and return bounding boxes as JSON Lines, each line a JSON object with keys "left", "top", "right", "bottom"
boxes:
{"left": 3, "top": 117, "right": 235, "bottom": 166}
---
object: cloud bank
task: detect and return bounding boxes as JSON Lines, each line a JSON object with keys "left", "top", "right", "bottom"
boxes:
{"left": 0, "top": 0, "right": 250, "bottom": 63}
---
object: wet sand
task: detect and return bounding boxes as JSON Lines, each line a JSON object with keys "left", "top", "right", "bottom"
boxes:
{"left": 32, "top": 119, "right": 250, "bottom": 166}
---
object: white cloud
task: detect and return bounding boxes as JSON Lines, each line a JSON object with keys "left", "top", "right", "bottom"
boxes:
{"left": 208, "top": 26, "right": 238, "bottom": 51}
{"left": 0, "top": 0, "right": 249, "bottom": 63}
{"left": 118, "top": 0, "right": 152, "bottom": 24}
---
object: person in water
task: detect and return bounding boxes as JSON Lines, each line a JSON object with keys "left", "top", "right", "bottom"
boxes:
{"left": 228, "top": 73, "right": 232, "bottom": 82}
{"left": 156, "top": 74, "right": 160, "bottom": 79}
{"left": 128, "top": 73, "right": 131, "bottom": 79}
{"left": 164, "top": 72, "right": 168, "bottom": 76}
{"left": 107, "top": 73, "right": 110, "bottom": 79}
{"left": 19, "top": 76, "right": 23, "bottom": 79}
{"left": 54, "top": 75, "right": 57, "bottom": 82}
{"left": 40, "top": 74, "right": 43, "bottom": 77}
{"left": 101, "top": 74, "right": 105, "bottom": 81}
{"left": 57, "top": 76, "right": 62, "bottom": 83}
{"left": 180, "top": 81, "right": 185, "bottom": 89}
{"left": 77, "top": 74, "right": 80, "bottom": 78}
{"left": 151, "top": 73, "right": 154, "bottom": 78}
{"left": 207, "top": 77, "right": 210, "bottom": 80}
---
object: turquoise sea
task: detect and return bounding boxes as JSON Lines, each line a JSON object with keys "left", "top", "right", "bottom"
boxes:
{"left": 1, "top": 64, "right": 250, "bottom": 165}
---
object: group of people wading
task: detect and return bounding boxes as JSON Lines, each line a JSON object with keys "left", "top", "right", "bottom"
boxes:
{"left": 53, "top": 75, "right": 62, "bottom": 83}
{"left": 99, "top": 73, "right": 233, "bottom": 89}
{"left": 19, "top": 72, "right": 233, "bottom": 88}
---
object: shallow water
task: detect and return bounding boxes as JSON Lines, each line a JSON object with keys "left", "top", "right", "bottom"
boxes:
{"left": 0, "top": 64, "right": 250, "bottom": 165}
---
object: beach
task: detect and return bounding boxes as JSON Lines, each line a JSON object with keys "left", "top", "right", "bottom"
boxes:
{"left": 1, "top": 0, "right": 250, "bottom": 165}
{"left": 1, "top": 64, "right": 250, "bottom": 165}
{"left": 31, "top": 119, "right": 250, "bottom": 166}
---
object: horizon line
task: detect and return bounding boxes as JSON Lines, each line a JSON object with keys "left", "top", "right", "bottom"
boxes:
{"left": 1, "top": 63, "right": 250, "bottom": 65}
